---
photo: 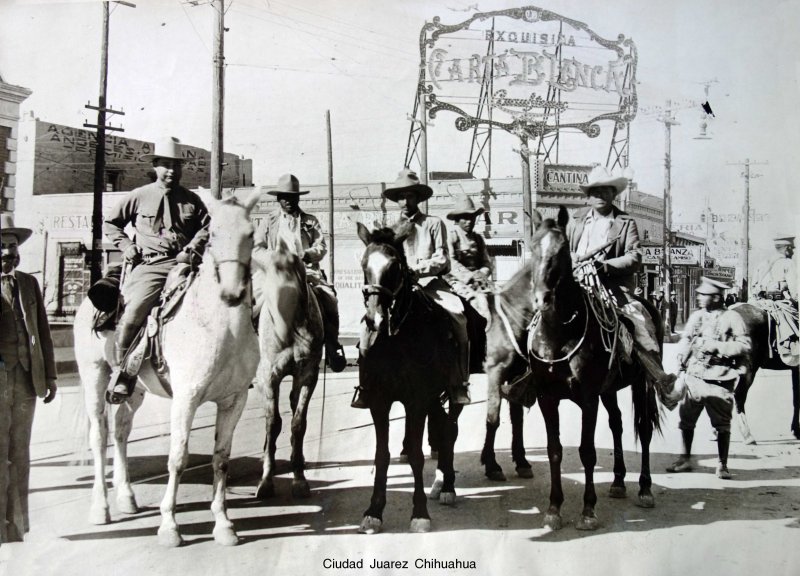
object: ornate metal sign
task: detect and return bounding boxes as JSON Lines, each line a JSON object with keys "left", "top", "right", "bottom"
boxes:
{"left": 421, "top": 6, "right": 638, "bottom": 140}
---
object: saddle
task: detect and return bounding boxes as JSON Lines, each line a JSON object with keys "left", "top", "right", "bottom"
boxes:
{"left": 750, "top": 298, "right": 799, "bottom": 366}
{"left": 89, "top": 263, "right": 197, "bottom": 394}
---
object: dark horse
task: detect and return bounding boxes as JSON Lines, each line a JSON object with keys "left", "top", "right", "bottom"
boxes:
{"left": 528, "top": 217, "right": 661, "bottom": 530}
{"left": 356, "top": 222, "right": 463, "bottom": 534}
{"left": 728, "top": 303, "right": 800, "bottom": 443}
{"left": 481, "top": 263, "right": 535, "bottom": 481}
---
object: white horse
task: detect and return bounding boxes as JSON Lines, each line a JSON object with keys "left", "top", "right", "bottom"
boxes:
{"left": 73, "top": 190, "right": 261, "bottom": 547}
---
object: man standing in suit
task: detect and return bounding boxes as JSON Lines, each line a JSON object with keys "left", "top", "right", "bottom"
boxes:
{"left": 0, "top": 213, "right": 57, "bottom": 542}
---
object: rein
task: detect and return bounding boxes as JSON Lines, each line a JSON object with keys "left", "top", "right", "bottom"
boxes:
{"left": 527, "top": 289, "right": 590, "bottom": 368}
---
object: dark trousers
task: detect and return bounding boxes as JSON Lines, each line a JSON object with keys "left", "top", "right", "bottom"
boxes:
{"left": 0, "top": 362, "right": 36, "bottom": 542}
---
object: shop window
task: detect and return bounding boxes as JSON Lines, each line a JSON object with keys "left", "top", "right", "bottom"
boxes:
{"left": 106, "top": 169, "right": 123, "bottom": 192}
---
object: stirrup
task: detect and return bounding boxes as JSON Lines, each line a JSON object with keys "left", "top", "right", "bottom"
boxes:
{"left": 351, "top": 386, "right": 369, "bottom": 409}
{"left": 105, "top": 369, "right": 133, "bottom": 405}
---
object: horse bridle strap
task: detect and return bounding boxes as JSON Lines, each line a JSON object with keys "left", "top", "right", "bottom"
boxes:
{"left": 527, "top": 292, "right": 590, "bottom": 367}
{"left": 495, "top": 297, "right": 526, "bottom": 359}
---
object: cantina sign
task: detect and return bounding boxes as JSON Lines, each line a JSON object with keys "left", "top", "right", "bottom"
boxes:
{"left": 422, "top": 6, "right": 637, "bottom": 139}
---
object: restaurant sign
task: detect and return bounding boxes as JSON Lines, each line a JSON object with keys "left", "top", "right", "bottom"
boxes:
{"left": 422, "top": 6, "right": 637, "bottom": 139}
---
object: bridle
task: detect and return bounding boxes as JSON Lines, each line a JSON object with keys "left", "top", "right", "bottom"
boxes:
{"left": 201, "top": 241, "right": 252, "bottom": 285}
{"left": 361, "top": 246, "right": 411, "bottom": 336}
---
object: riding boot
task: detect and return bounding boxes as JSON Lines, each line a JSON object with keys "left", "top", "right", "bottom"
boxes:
{"left": 666, "top": 429, "right": 694, "bottom": 472}
{"left": 716, "top": 431, "right": 732, "bottom": 479}
{"left": 635, "top": 346, "right": 682, "bottom": 410}
{"left": 106, "top": 321, "right": 139, "bottom": 404}
{"left": 448, "top": 340, "right": 472, "bottom": 405}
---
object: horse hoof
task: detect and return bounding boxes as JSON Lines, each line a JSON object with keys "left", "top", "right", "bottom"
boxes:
{"left": 515, "top": 465, "right": 534, "bottom": 479}
{"left": 744, "top": 436, "right": 757, "bottom": 446}
{"left": 575, "top": 514, "right": 600, "bottom": 531}
{"left": 358, "top": 516, "right": 382, "bottom": 535}
{"left": 439, "top": 491, "right": 456, "bottom": 506}
{"left": 428, "top": 478, "right": 444, "bottom": 500}
{"left": 485, "top": 469, "right": 507, "bottom": 482}
{"left": 291, "top": 480, "right": 311, "bottom": 499}
{"left": 543, "top": 513, "right": 562, "bottom": 531}
{"left": 636, "top": 492, "right": 655, "bottom": 509}
{"left": 255, "top": 480, "right": 275, "bottom": 500}
{"left": 89, "top": 505, "right": 111, "bottom": 525}
{"left": 608, "top": 485, "right": 627, "bottom": 499}
{"left": 117, "top": 494, "right": 139, "bottom": 515}
{"left": 157, "top": 527, "right": 184, "bottom": 548}
{"left": 213, "top": 525, "right": 239, "bottom": 546}
{"left": 410, "top": 518, "right": 431, "bottom": 533}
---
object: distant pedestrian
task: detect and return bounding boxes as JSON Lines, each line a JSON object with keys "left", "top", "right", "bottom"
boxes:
{"left": 1, "top": 213, "right": 58, "bottom": 542}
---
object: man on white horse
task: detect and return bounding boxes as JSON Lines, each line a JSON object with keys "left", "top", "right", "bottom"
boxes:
{"left": 566, "top": 166, "right": 682, "bottom": 409}
{"left": 252, "top": 173, "right": 347, "bottom": 372}
{"left": 103, "top": 136, "right": 210, "bottom": 404}
{"left": 352, "top": 169, "right": 472, "bottom": 408}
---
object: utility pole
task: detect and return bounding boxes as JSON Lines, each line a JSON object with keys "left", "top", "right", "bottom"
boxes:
{"left": 657, "top": 100, "right": 679, "bottom": 336}
{"left": 728, "top": 158, "right": 767, "bottom": 300}
{"left": 418, "top": 85, "right": 429, "bottom": 212}
{"left": 326, "top": 110, "right": 335, "bottom": 284}
{"left": 211, "top": 0, "right": 225, "bottom": 199}
{"left": 84, "top": 1, "right": 134, "bottom": 286}
{"left": 516, "top": 133, "right": 534, "bottom": 244}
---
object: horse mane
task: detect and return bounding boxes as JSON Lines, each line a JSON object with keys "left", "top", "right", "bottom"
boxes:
{"left": 365, "top": 225, "right": 410, "bottom": 269}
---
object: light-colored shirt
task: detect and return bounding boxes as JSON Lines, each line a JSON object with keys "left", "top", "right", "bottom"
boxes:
{"left": 751, "top": 255, "right": 797, "bottom": 299}
{"left": 277, "top": 211, "right": 304, "bottom": 256}
{"left": 576, "top": 209, "right": 615, "bottom": 258}
{"left": 398, "top": 211, "right": 450, "bottom": 282}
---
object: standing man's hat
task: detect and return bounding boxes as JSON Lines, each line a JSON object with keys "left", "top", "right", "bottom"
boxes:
{"left": 773, "top": 235, "right": 795, "bottom": 247}
{"left": 447, "top": 194, "right": 485, "bottom": 220}
{"left": 0, "top": 213, "right": 33, "bottom": 244}
{"left": 267, "top": 173, "right": 310, "bottom": 196}
{"left": 580, "top": 165, "right": 628, "bottom": 196}
{"left": 383, "top": 168, "right": 433, "bottom": 203}
{"left": 140, "top": 136, "right": 185, "bottom": 163}
{"left": 696, "top": 276, "right": 730, "bottom": 295}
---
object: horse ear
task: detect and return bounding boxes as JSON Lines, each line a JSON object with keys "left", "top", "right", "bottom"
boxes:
{"left": 393, "top": 219, "right": 413, "bottom": 245}
{"left": 531, "top": 209, "right": 543, "bottom": 230}
{"left": 276, "top": 236, "right": 290, "bottom": 253}
{"left": 557, "top": 205, "right": 569, "bottom": 230}
{"left": 356, "top": 222, "right": 371, "bottom": 246}
{"left": 243, "top": 188, "right": 263, "bottom": 213}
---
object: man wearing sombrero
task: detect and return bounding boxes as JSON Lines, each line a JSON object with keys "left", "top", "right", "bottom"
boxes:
{"left": 251, "top": 173, "right": 347, "bottom": 372}
{"left": 443, "top": 193, "right": 492, "bottom": 320}
{"left": 103, "top": 136, "right": 210, "bottom": 403}
{"left": 1, "top": 213, "right": 57, "bottom": 541}
{"left": 566, "top": 166, "right": 682, "bottom": 409}
{"left": 351, "top": 169, "right": 472, "bottom": 408}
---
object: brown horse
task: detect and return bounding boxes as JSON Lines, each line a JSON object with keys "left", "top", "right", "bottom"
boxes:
{"left": 527, "top": 217, "right": 661, "bottom": 530}
{"left": 356, "top": 222, "right": 462, "bottom": 534}
{"left": 727, "top": 302, "right": 800, "bottom": 443}
{"left": 481, "top": 256, "right": 659, "bottom": 495}
{"left": 251, "top": 238, "right": 324, "bottom": 499}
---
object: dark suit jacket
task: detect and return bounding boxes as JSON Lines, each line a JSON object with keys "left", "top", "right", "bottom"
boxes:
{"left": 565, "top": 205, "right": 642, "bottom": 292}
{"left": 10, "top": 271, "right": 57, "bottom": 397}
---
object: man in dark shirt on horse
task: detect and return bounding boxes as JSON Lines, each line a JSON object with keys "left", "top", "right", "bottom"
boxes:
{"left": 103, "top": 137, "right": 210, "bottom": 404}
{"left": 667, "top": 277, "right": 752, "bottom": 479}
{"left": 252, "top": 173, "right": 347, "bottom": 372}
{"left": 566, "top": 166, "right": 682, "bottom": 409}
{"left": 352, "top": 169, "right": 471, "bottom": 408}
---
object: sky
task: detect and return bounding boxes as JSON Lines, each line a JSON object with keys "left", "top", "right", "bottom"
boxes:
{"left": 2, "top": 0, "right": 799, "bottom": 252}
